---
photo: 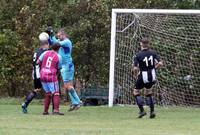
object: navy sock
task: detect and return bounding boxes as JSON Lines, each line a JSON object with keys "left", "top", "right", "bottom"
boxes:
{"left": 146, "top": 94, "right": 154, "bottom": 113}
{"left": 135, "top": 95, "right": 144, "bottom": 112}
{"left": 24, "top": 91, "right": 36, "bottom": 107}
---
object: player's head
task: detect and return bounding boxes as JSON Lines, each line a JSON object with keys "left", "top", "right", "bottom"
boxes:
{"left": 139, "top": 37, "right": 150, "bottom": 49}
{"left": 40, "top": 40, "right": 49, "bottom": 49}
{"left": 56, "top": 28, "right": 67, "bottom": 41}
{"left": 51, "top": 42, "right": 60, "bottom": 52}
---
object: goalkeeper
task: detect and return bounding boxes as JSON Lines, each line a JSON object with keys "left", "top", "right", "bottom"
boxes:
{"left": 21, "top": 32, "right": 49, "bottom": 113}
{"left": 132, "top": 37, "right": 163, "bottom": 118}
{"left": 47, "top": 27, "right": 82, "bottom": 111}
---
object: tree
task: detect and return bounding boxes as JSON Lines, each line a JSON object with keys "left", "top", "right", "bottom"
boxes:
{"left": 0, "top": 0, "right": 199, "bottom": 96}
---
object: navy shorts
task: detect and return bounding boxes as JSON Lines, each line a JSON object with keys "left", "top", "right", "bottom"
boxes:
{"left": 135, "top": 70, "right": 156, "bottom": 90}
{"left": 34, "top": 78, "right": 42, "bottom": 89}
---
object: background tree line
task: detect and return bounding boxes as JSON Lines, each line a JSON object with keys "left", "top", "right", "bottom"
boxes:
{"left": 0, "top": 0, "right": 199, "bottom": 97}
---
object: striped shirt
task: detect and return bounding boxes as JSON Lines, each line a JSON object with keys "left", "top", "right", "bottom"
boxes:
{"left": 38, "top": 50, "right": 62, "bottom": 82}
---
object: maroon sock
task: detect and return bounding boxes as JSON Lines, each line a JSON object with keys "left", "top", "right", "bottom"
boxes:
{"left": 44, "top": 92, "right": 51, "bottom": 113}
{"left": 53, "top": 92, "right": 60, "bottom": 112}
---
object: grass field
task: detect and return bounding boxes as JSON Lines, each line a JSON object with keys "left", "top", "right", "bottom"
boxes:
{"left": 0, "top": 103, "right": 200, "bottom": 135}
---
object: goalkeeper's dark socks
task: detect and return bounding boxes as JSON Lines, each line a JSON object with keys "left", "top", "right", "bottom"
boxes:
{"left": 24, "top": 91, "right": 37, "bottom": 107}
{"left": 146, "top": 94, "right": 154, "bottom": 113}
{"left": 135, "top": 95, "right": 144, "bottom": 112}
{"left": 53, "top": 92, "right": 60, "bottom": 112}
{"left": 44, "top": 92, "right": 51, "bottom": 113}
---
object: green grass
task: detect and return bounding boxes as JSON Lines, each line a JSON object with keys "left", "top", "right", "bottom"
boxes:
{"left": 0, "top": 104, "right": 199, "bottom": 135}
{"left": 0, "top": 97, "right": 43, "bottom": 105}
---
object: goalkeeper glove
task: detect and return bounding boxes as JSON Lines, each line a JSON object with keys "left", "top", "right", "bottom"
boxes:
{"left": 46, "top": 26, "right": 54, "bottom": 37}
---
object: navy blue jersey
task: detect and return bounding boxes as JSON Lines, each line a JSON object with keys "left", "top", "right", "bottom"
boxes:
{"left": 133, "top": 48, "right": 160, "bottom": 71}
{"left": 33, "top": 48, "right": 47, "bottom": 66}
{"left": 133, "top": 48, "right": 161, "bottom": 88}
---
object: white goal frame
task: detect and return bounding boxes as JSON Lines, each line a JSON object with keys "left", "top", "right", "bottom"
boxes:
{"left": 109, "top": 9, "right": 200, "bottom": 107}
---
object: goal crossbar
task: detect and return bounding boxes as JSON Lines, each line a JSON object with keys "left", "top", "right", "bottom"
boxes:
{"left": 112, "top": 9, "right": 200, "bottom": 14}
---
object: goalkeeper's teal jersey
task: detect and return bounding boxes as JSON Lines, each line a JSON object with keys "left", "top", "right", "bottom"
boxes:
{"left": 50, "top": 36, "right": 73, "bottom": 64}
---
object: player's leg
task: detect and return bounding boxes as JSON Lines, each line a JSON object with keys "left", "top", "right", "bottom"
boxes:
{"left": 61, "top": 64, "right": 81, "bottom": 111}
{"left": 21, "top": 90, "right": 36, "bottom": 113}
{"left": 67, "top": 82, "right": 81, "bottom": 105}
{"left": 134, "top": 89, "right": 146, "bottom": 118}
{"left": 67, "top": 63, "right": 82, "bottom": 105}
{"left": 64, "top": 82, "right": 82, "bottom": 111}
{"left": 145, "top": 82, "right": 156, "bottom": 119}
{"left": 134, "top": 76, "right": 146, "bottom": 118}
{"left": 43, "top": 92, "right": 51, "bottom": 115}
{"left": 60, "top": 67, "right": 78, "bottom": 105}
{"left": 21, "top": 79, "right": 42, "bottom": 113}
{"left": 41, "top": 82, "right": 51, "bottom": 115}
{"left": 50, "top": 81, "right": 64, "bottom": 115}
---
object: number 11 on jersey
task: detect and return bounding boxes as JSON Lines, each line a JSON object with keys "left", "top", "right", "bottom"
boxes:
{"left": 143, "top": 55, "right": 153, "bottom": 67}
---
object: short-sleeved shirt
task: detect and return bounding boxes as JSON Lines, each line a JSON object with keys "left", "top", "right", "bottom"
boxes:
{"left": 133, "top": 48, "right": 160, "bottom": 71}
{"left": 38, "top": 50, "right": 62, "bottom": 82}
{"left": 133, "top": 48, "right": 161, "bottom": 89}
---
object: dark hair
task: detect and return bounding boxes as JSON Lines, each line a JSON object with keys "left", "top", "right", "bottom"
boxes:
{"left": 140, "top": 37, "right": 149, "bottom": 45}
{"left": 51, "top": 42, "right": 60, "bottom": 51}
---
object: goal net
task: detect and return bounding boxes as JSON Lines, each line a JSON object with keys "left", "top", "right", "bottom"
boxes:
{"left": 109, "top": 9, "right": 200, "bottom": 107}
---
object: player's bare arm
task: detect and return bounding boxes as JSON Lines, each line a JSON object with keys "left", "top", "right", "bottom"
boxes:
{"left": 155, "top": 60, "right": 163, "bottom": 69}
{"left": 132, "top": 66, "right": 140, "bottom": 79}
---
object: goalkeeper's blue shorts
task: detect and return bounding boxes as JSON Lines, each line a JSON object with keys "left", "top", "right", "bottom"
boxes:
{"left": 60, "top": 63, "right": 74, "bottom": 83}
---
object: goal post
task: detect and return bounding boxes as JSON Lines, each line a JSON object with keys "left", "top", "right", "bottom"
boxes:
{"left": 109, "top": 10, "right": 117, "bottom": 107}
{"left": 109, "top": 9, "right": 200, "bottom": 107}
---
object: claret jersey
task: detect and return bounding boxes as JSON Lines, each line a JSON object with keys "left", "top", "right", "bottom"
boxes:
{"left": 38, "top": 50, "right": 62, "bottom": 82}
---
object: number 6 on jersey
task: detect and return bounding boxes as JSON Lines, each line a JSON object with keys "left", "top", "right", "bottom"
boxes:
{"left": 46, "top": 57, "right": 53, "bottom": 68}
